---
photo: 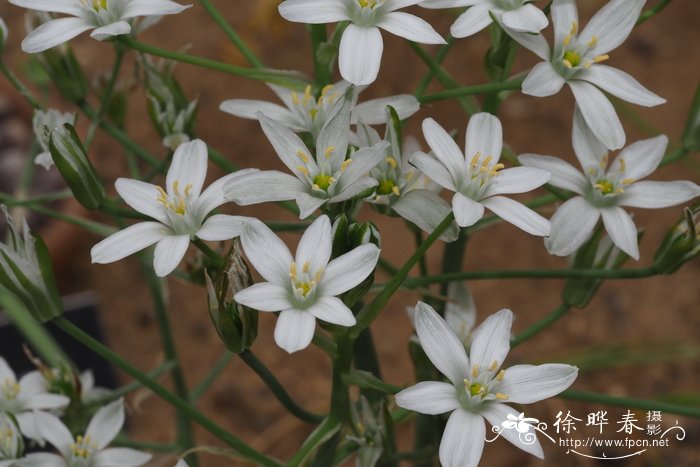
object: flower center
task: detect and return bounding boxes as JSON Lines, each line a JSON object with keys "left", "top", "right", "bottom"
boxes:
{"left": 457, "top": 363, "right": 509, "bottom": 409}
{"left": 289, "top": 261, "right": 324, "bottom": 304}
{"left": 560, "top": 21, "right": 610, "bottom": 71}
{"left": 377, "top": 178, "right": 400, "bottom": 196}
{"left": 313, "top": 174, "right": 335, "bottom": 192}
{"left": 0, "top": 380, "right": 19, "bottom": 402}
{"left": 70, "top": 435, "right": 97, "bottom": 466}
{"left": 358, "top": 0, "right": 380, "bottom": 8}
{"left": 157, "top": 181, "right": 193, "bottom": 216}
{"left": 457, "top": 152, "right": 505, "bottom": 200}
{"left": 291, "top": 85, "right": 338, "bottom": 128}
{"left": 81, "top": 0, "right": 108, "bottom": 12}
{"left": 563, "top": 50, "right": 581, "bottom": 68}
{"left": 586, "top": 154, "right": 635, "bottom": 205}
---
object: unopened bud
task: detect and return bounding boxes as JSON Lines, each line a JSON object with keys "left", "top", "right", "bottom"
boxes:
{"left": 654, "top": 205, "right": 700, "bottom": 274}
{"left": 32, "top": 109, "right": 76, "bottom": 169}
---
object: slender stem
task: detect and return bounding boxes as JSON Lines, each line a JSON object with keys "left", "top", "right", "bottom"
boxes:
{"left": 661, "top": 146, "right": 690, "bottom": 167}
{"left": 637, "top": 0, "right": 673, "bottom": 25}
{"left": 0, "top": 62, "right": 41, "bottom": 109}
{"left": 53, "top": 318, "right": 282, "bottom": 467}
{"left": 510, "top": 303, "right": 572, "bottom": 348}
{"left": 419, "top": 77, "right": 525, "bottom": 104}
{"left": 0, "top": 190, "right": 72, "bottom": 207}
{"left": 190, "top": 351, "right": 234, "bottom": 402}
{"left": 85, "top": 45, "right": 125, "bottom": 147}
{"left": 414, "top": 39, "right": 454, "bottom": 98}
{"left": 118, "top": 37, "right": 309, "bottom": 89}
{"left": 111, "top": 437, "right": 179, "bottom": 452}
{"left": 239, "top": 350, "right": 324, "bottom": 424}
{"left": 310, "top": 25, "right": 332, "bottom": 88}
{"left": 560, "top": 390, "right": 700, "bottom": 419}
{"left": 192, "top": 238, "right": 224, "bottom": 268}
{"left": 198, "top": 0, "right": 264, "bottom": 68}
{"left": 89, "top": 361, "right": 177, "bottom": 406}
{"left": 286, "top": 417, "right": 340, "bottom": 467}
{"left": 21, "top": 204, "right": 115, "bottom": 237}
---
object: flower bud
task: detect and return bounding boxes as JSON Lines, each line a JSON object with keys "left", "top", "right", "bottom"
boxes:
{"left": 349, "top": 396, "right": 386, "bottom": 467}
{"left": 32, "top": 109, "right": 76, "bottom": 169}
{"left": 682, "top": 84, "right": 700, "bottom": 153}
{"left": 0, "top": 413, "right": 24, "bottom": 461}
{"left": 343, "top": 220, "right": 381, "bottom": 307}
{"left": 205, "top": 240, "right": 258, "bottom": 353}
{"left": 0, "top": 207, "right": 63, "bottom": 322}
{"left": 654, "top": 205, "right": 700, "bottom": 274}
{"left": 35, "top": 46, "right": 89, "bottom": 103}
{"left": 48, "top": 123, "right": 105, "bottom": 210}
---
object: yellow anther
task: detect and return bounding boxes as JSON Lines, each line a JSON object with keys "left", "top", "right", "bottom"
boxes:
{"left": 618, "top": 158, "right": 626, "bottom": 172}
{"left": 563, "top": 59, "right": 573, "bottom": 69}
{"left": 570, "top": 21, "right": 578, "bottom": 35}
{"left": 481, "top": 155, "right": 493, "bottom": 167}
{"left": 563, "top": 50, "right": 581, "bottom": 68}
{"left": 303, "top": 85, "right": 312, "bottom": 103}
{"left": 302, "top": 261, "right": 310, "bottom": 273}
{"left": 324, "top": 146, "right": 336, "bottom": 159}
{"left": 312, "top": 184, "right": 321, "bottom": 191}
{"left": 313, "top": 268, "right": 324, "bottom": 282}
{"left": 563, "top": 34, "right": 572, "bottom": 47}
{"left": 292, "top": 92, "right": 300, "bottom": 105}
{"left": 622, "top": 178, "right": 636, "bottom": 185}
{"left": 321, "top": 84, "right": 335, "bottom": 97}
{"left": 340, "top": 159, "right": 353, "bottom": 171}
{"left": 296, "top": 165, "right": 309, "bottom": 176}
{"left": 309, "top": 108, "right": 319, "bottom": 120}
{"left": 290, "top": 262, "right": 297, "bottom": 278}
{"left": 385, "top": 157, "right": 398, "bottom": 169}
{"left": 156, "top": 186, "right": 169, "bottom": 205}
{"left": 615, "top": 187, "right": 625, "bottom": 194}
{"left": 588, "top": 35, "right": 598, "bottom": 47}
{"left": 391, "top": 185, "right": 401, "bottom": 196}
{"left": 594, "top": 54, "right": 610, "bottom": 63}
{"left": 488, "top": 361, "right": 499, "bottom": 372}
{"left": 471, "top": 364, "right": 479, "bottom": 378}
{"left": 490, "top": 163, "right": 505, "bottom": 176}
{"left": 184, "top": 183, "right": 193, "bottom": 196}
{"left": 479, "top": 166, "right": 489, "bottom": 173}
{"left": 583, "top": 61, "right": 592, "bottom": 69}
{"left": 496, "top": 370, "right": 505, "bottom": 381}
{"left": 470, "top": 152, "right": 482, "bottom": 167}
{"left": 600, "top": 154, "right": 609, "bottom": 169}
{"left": 296, "top": 150, "right": 309, "bottom": 163}
{"left": 173, "top": 180, "right": 181, "bottom": 196}
{"left": 495, "top": 393, "right": 509, "bottom": 400}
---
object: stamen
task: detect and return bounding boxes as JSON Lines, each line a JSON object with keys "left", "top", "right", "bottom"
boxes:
{"left": 496, "top": 370, "right": 505, "bottom": 381}
{"left": 292, "top": 92, "right": 300, "bottom": 105}
{"left": 340, "top": 159, "right": 353, "bottom": 171}
{"left": 618, "top": 158, "right": 626, "bottom": 172}
{"left": 488, "top": 361, "right": 498, "bottom": 372}
{"left": 563, "top": 59, "right": 573, "bottom": 69}
{"left": 481, "top": 155, "right": 493, "bottom": 167}
{"left": 391, "top": 185, "right": 400, "bottom": 196}
{"left": 184, "top": 183, "right": 193, "bottom": 196}
{"left": 324, "top": 146, "right": 335, "bottom": 159}
{"left": 594, "top": 54, "right": 610, "bottom": 63}
{"left": 495, "top": 393, "right": 509, "bottom": 400}
{"left": 588, "top": 35, "right": 598, "bottom": 47}
{"left": 600, "top": 154, "right": 609, "bottom": 169}
{"left": 296, "top": 150, "right": 310, "bottom": 163}
{"left": 385, "top": 157, "right": 398, "bottom": 169}
{"left": 563, "top": 35, "right": 572, "bottom": 47}
{"left": 622, "top": 178, "right": 636, "bottom": 185}
{"left": 173, "top": 180, "right": 181, "bottom": 196}
{"left": 570, "top": 21, "right": 578, "bottom": 35}
{"left": 313, "top": 268, "right": 324, "bottom": 282}
{"left": 471, "top": 364, "right": 479, "bottom": 378}
{"left": 290, "top": 263, "right": 297, "bottom": 279}
{"left": 470, "top": 152, "right": 482, "bottom": 167}
{"left": 321, "top": 84, "right": 335, "bottom": 97}
{"left": 296, "top": 165, "right": 309, "bottom": 176}
{"left": 302, "top": 261, "right": 310, "bottom": 273}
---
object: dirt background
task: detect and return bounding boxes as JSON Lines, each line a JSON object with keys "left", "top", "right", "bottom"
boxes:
{"left": 0, "top": 0, "right": 699, "bottom": 466}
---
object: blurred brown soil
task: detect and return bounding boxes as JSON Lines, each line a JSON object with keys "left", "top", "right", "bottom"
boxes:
{"left": 1, "top": 0, "right": 699, "bottom": 466}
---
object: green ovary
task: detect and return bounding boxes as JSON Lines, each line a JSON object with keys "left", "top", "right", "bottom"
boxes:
{"left": 563, "top": 50, "right": 581, "bottom": 67}
{"left": 314, "top": 174, "right": 333, "bottom": 191}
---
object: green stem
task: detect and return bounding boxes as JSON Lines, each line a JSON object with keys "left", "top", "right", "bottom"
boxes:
{"left": 286, "top": 417, "right": 340, "bottom": 467}
{"left": 198, "top": 0, "right": 264, "bottom": 68}
{"left": 414, "top": 39, "right": 454, "bottom": 98}
{"left": 89, "top": 361, "right": 177, "bottom": 406}
{"left": 21, "top": 204, "right": 115, "bottom": 237}
{"left": 111, "top": 437, "right": 179, "bottom": 452}
{"left": 53, "top": 318, "right": 282, "bottom": 467}
{"left": 419, "top": 77, "right": 525, "bottom": 104}
{"left": 560, "top": 390, "right": 700, "bottom": 419}
{"left": 0, "top": 62, "right": 41, "bottom": 109}
{"left": 637, "top": 0, "right": 673, "bottom": 25}
{"left": 190, "top": 351, "right": 234, "bottom": 402}
{"left": 0, "top": 190, "right": 72, "bottom": 207}
{"left": 85, "top": 45, "right": 125, "bottom": 147}
{"left": 118, "top": 37, "right": 309, "bottom": 89}
{"left": 310, "top": 25, "right": 332, "bottom": 88}
{"left": 192, "top": 238, "right": 224, "bottom": 269}
{"left": 239, "top": 350, "right": 324, "bottom": 424}
{"left": 511, "top": 303, "right": 572, "bottom": 348}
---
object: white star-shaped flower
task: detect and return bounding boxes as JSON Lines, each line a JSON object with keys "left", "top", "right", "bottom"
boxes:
{"left": 91, "top": 139, "right": 254, "bottom": 277}
{"left": 396, "top": 303, "right": 578, "bottom": 467}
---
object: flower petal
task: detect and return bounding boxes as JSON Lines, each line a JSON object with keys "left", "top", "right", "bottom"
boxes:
{"left": 503, "top": 28, "right": 550, "bottom": 60}
{"left": 482, "top": 196, "right": 550, "bottom": 236}
{"left": 545, "top": 196, "right": 600, "bottom": 256}
{"left": 9, "top": 0, "right": 83, "bottom": 15}
{"left": 500, "top": 4, "right": 548, "bottom": 34}
{"left": 469, "top": 308, "right": 512, "bottom": 374}
{"left": 321, "top": 244, "right": 379, "bottom": 296}
{"left": 278, "top": 0, "right": 348, "bottom": 23}
{"left": 450, "top": 4, "right": 492, "bottom": 38}
{"left": 572, "top": 106, "right": 608, "bottom": 170}
{"left": 339, "top": 24, "right": 384, "bottom": 86}
{"left": 414, "top": 302, "right": 470, "bottom": 385}
{"left": 422, "top": 118, "right": 465, "bottom": 184}
{"left": 296, "top": 216, "right": 332, "bottom": 272}
{"left": 620, "top": 181, "right": 700, "bottom": 209}
{"left": 196, "top": 168, "right": 259, "bottom": 214}
{"left": 0, "top": 357, "right": 15, "bottom": 382}
{"left": 568, "top": 80, "right": 625, "bottom": 150}
{"left": 377, "top": 12, "right": 445, "bottom": 44}
{"left": 485, "top": 166, "right": 551, "bottom": 197}
{"left": 522, "top": 61, "right": 566, "bottom": 97}
{"left": 307, "top": 296, "right": 356, "bottom": 326}
{"left": 115, "top": 179, "right": 168, "bottom": 224}
{"left": 121, "top": 0, "right": 190, "bottom": 18}
{"left": 296, "top": 192, "right": 328, "bottom": 218}
{"left": 452, "top": 192, "right": 484, "bottom": 228}
{"left": 601, "top": 206, "right": 639, "bottom": 260}
{"left": 551, "top": 0, "right": 578, "bottom": 46}
{"left": 465, "top": 112, "right": 503, "bottom": 163}
{"left": 482, "top": 403, "right": 544, "bottom": 459}
{"left": 15, "top": 453, "right": 65, "bottom": 467}
{"left": 21, "top": 393, "right": 69, "bottom": 411}
{"left": 90, "top": 21, "right": 131, "bottom": 41}
{"left": 166, "top": 139, "right": 208, "bottom": 198}
{"left": 196, "top": 215, "right": 250, "bottom": 241}
{"left": 234, "top": 283, "right": 292, "bottom": 312}
{"left": 517, "top": 154, "right": 587, "bottom": 194}
{"left": 580, "top": 65, "right": 666, "bottom": 107}
{"left": 91, "top": 222, "right": 167, "bottom": 265}
{"left": 85, "top": 399, "right": 125, "bottom": 449}
{"left": 220, "top": 100, "right": 303, "bottom": 131}
{"left": 609, "top": 135, "right": 667, "bottom": 181}
{"left": 332, "top": 142, "right": 388, "bottom": 196}
{"left": 240, "top": 220, "right": 294, "bottom": 285}
{"left": 409, "top": 152, "right": 457, "bottom": 191}
{"left": 259, "top": 113, "right": 316, "bottom": 176}
{"left": 21, "top": 17, "right": 94, "bottom": 54}
{"left": 439, "top": 409, "right": 485, "bottom": 467}
{"left": 224, "top": 170, "right": 307, "bottom": 205}
{"left": 153, "top": 235, "right": 190, "bottom": 277}
{"left": 274, "top": 309, "right": 316, "bottom": 353}
{"left": 392, "top": 189, "right": 460, "bottom": 242}
{"left": 395, "top": 381, "right": 460, "bottom": 415}
{"left": 352, "top": 95, "right": 420, "bottom": 124}
{"left": 34, "top": 411, "right": 73, "bottom": 455}
{"left": 580, "top": 0, "right": 645, "bottom": 56}
{"left": 495, "top": 363, "right": 579, "bottom": 404}
{"left": 94, "top": 447, "right": 152, "bottom": 467}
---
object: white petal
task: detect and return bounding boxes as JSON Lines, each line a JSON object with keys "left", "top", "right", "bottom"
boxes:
{"left": 465, "top": 112, "right": 503, "bottom": 163}
{"left": 572, "top": 106, "right": 608, "bottom": 170}
{"left": 86, "top": 399, "right": 125, "bottom": 449}
{"left": 21, "top": 17, "right": 94, "bottom": 54}
{"left": 609, "top": 135, "right": 667, "bottom": 181}
{"left": 495, "top": 364, "right": 579, "bottom": 404}
{"left": 241, "top": 220, "right": 294, "bottom": 285}
{"left": 545, "top": 196, "right": 600, "bottom": 256}
{"left": 517, "top": 154, "right": 587, "bottom": 194}
{"left": 551, "top": 0, "right": 578, "bottom": 46}
{"left": 481, "top": 404, "right": 544, "bottom": 459}
{"left": 469, "top": 308, "right": 512, "bottom": 374}
{"left": 34, "top": 411, "right": 73, "bottom": 455}
{"left": 94, "top": 447, "right": 152, "bottom": 466}
{"left": 153, "top": 235, "right": 190, "bottom": 277}
{"left": 414, "top": 302, "right": 470, "bottom": 385}
{"left": 333, "top": 142, "right": 388, "bottom": 196}
{"left": 445, "top": 282, "right": 476, "bottom": 342}
{"left": 196, "top": 215, "right": 250, "bottom": 241}
{"left": 522, "top": 61, "right": 566, "bottom": 97}
{"left": 166, "top": 139, "right": 208, "bottom": 198}
{"left": 450, "top": 4, "right": 492, "bottom": 38}
{"left": 35, "top": 151, "right": 54, "bottom": 170}
{"left": 307, "top": 296, "right": 356, "bottom": 326}
{"left": 9, "top": 0, "right": 83, "bottom": 15}
{"left": 422, "top": 118, "right": 465, "bottom": 183}
{"left": 352, "top": 95, "right": 420, "bottom": 124}
{"left": 339, "top": 24, "right": 383, "bottom": 86}
{"left": 278, "top": 0, "right": 348, "bottom": 23}
{"left": 439, "top": 409, "right": 485, "bottom": 467}
{"left": 224, "top": 170, "right": 307, "bottom": 205}
{"left": 115, "top": 179, "right": 168, "bottom": 224}
{"left": 234, "top": 283, "right": 292, "bottom": 312}
{"left": 601, "top": 207, "right": 639, "bottom": 260}
{"left": 21, "top": 393, "right": 69, "bottom": 411}
{"left": 580, "top": 65, "right": 666, "bottom": 107}
{"left": 91, "top": 222, "right": 167, "bottom": 264}
{"left": 19, "top": 371, "right": 48, "bottom": 395}
{"left": 16, "top": 453, "right": 66, "bottom": 467}
{"left": 296, "top": 192, "right": 328, "bottom": 218}
{"left": 420, "top": 0, "right": 482, "bottom": 8}
{"left": 383, "top": 0, "right": 425, "bottom": 12}
{"left": 295, "top": 216, "right": 332, "bottom": 272}
{"left": 483, "top": 196, "right": 550, "bottom": 236}
{"left": 395, "top": 381, "right": 460, "bottom": 415}
{"left": 620, "top": 181, "right": 700, "bottom": 209}
{"left": 90, "top": 21, "right": 131, "bottom": 41}
{"left": 580, "top": 0, "right": 645, "bottom": 56}
{"left": 502, "top": 28, "right": 550, "bottom": 60}
{"left": 410, "top": 152, "right": 457, "bottom": 191}
{"left": 568, "top": 80, "right": 625, "bottom": 150}
{"left": 377, "top": 12, "right": 445, "bottom": 44}
{"left": 485, "top": 166, "right": 550, "bottom": 197}
{"left": 220, "top": 100, "right": 303, "bottom": 131}
{"left": 392, "top": 189, "right": 460, "bottom": 242}
{"left": 452, "top": 192, "right": 484, "bottom": 228}
{"left": 274, "top": 309, "right": 316, "bottom": 353}
{"left": 259, "top": 114, "right": 316, "bottom": 175}
{"left": 500, "top": 4, "right": 548, "bottom": 34}
{"left": 321, "top": 244, "right": 380, "bottom": 296}
{"left": 196, "top": 168, "right": 260, "bottom": 214}
{"left": 0, "top": 357, "right": 15, "bottom": 382}
{"left": 122, "top": 0, "right": 190, "bottom": 18}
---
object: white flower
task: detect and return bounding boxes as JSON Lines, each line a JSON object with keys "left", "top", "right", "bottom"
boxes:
{"left": 407, "top": 282, "right": 476, "bottom": 346}
{"left": 235, "top": 215, "right": 380, "bottom": 353}
{"left": 20, "top": 399, "right": 151, "bottom": 467}
{"left": 224, "top": 90, "right": 389, "bottom": 219}
{"left": 9, "top": 0, "right": 190, "bottom": 53}
{"left": 91, "top": 139, "right": 254, "bottom": 277}
{"left": 506, "top": 0, "right": 665, "bottom": 150}
{"left": 420, "top": 0, "right": 548, "bottom": 37}
{"left": 396, "top": 303, "right": 578, "bottom": 467}
{"left": 278, "top": 0, "right": 446, "bottom": 85}
{"left": 409, "top": 114, "right": 551, "bottom": 235}
{"left": 0, "top": 413, "right": 23, "bottom": 465}
{"left": 221, "top": 81, "right": 420, "bottom": 138}
{"left": 32, "top": 109, "right": 77, "bottom": 169}
{"left": 519, "top": 111, "right": 700, "bottom": 260}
